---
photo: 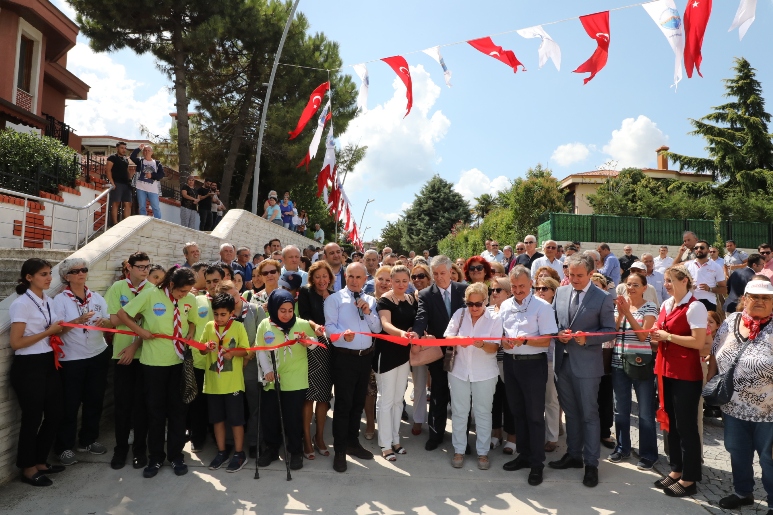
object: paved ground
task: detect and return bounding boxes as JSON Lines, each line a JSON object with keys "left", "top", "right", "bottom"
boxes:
{"left": 0, "top": 381, "right": 766, "bottom": 514}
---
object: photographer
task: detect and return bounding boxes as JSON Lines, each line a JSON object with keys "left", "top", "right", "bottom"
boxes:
{"left": 211, "top": 182, "right": 225, "bottom": 228}
{"left": 197, "top": 179, "right": 215, "bottom": 231}
{"left": 129, "top": 144, "right": 164, "bottom": 219}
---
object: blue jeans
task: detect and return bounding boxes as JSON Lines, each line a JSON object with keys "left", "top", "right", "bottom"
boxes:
{"left": 136, "top": 189, "right": 161, "bottom": 219}
{"left": 724, "top": 413, "right": 773, "bottom": 498}
{"left": 611, "top": 367, "right": 658, "bottom": 462}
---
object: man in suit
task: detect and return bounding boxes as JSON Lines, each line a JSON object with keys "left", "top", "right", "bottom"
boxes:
{"left": 413, "top": 255, "right": 467, "bottom": 451}
{"left": 549, "top": 253, "right": 616, "bottom": 488}
{"left": 724, "top": 253, "right": 765, "bottom": 313}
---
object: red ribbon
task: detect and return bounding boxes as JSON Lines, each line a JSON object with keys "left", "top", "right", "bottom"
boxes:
{"left": 49, "top": 335, "right": 66, "bottom": 369}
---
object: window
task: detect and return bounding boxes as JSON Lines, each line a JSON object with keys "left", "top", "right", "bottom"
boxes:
{"left": 16, "top": 35, "right": 34, "bottom": 93}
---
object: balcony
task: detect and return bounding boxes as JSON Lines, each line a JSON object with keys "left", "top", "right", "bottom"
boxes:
{"left": 43, "top": 113, "right": 71, "bottom": 146}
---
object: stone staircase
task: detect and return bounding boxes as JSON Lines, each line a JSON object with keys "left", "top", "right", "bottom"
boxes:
{"left": 0, "top": 248, "right": 74, "bottom": 301}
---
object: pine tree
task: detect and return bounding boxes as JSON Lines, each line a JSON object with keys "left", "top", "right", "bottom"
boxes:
{"left": 667, "top": 57, "right": 773, "bottom": 193}
{"left": 401, "top": 175, "right": 471, "bottom": 254}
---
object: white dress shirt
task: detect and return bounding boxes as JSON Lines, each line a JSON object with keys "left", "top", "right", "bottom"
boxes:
{"left": 52, "top": 290, "right": 109, "bottom": 361}
{"left": 685, "top": 259, "right": 724, "bottom": 303}
{"left": 444, "top": 307, "right": 501, "bottom": 382}
{"left": 660, "top": 292, "right": 708, "bottom": 329}
{"left": 324, "top": 288, "right": 382, "bottom": 350}
{"left": 653, "top": 255, "right": 673, "bottom": 273}
{"left": 9, "top": 292, "right": 55, "bottom": 355}
{"left": 499, "top": 293, "right": 558, "bottom": 355}
{"left": 530, "top": 256, "right": 564, "bottom": 280}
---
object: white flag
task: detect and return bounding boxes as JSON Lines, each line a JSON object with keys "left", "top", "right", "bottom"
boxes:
{"left": 352, "top": 64, "right": 369, "bottom": 111}
{"left": 422, "top": 46, "right": 452, "bottom": 87}
{"left": 643, "top": 0, "right": 685, "bottom": 90}
{"left": 516, "top": 25, "right": 561, "bottom": 71}
{"left": 729, "top": 0, "right": 757, "bottom": 40}
{"left": 308, "top": 101, "right": 330, "bottom": 160}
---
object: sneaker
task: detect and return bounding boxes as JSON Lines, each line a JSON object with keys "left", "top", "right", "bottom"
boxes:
{"left": 143, "top": 461, "right": 162, "bottom": 478}
{"left": 78, "top": 442, "right": 107, "bottom": 455}
{"left": 636, "top": 458, "right": 655, "bottom": 470}
{"left": 226, "top": 452, "right": 247, "bottom": 473}
{"left": 171, "top": 458, "right": 188, "bottom": 476}
{"left": 208, "top": 451, "right": 229, "bottom": 470}
{"left": 59, "top": 450, "right": 78, "bottom": 466}
{"left": 607, "top": 451, "right": 630, "bottom": 463}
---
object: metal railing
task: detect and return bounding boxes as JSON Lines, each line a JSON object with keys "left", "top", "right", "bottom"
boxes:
{"left": 43, "top": 113, "right": 72, "bottom": 146}
{"left": 0, "top": 185, "right": 112, "bottom": 250}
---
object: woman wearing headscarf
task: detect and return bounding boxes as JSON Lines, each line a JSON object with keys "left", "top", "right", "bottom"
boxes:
{"left": 256, "top": 290, "right": 325, "bottom": 470}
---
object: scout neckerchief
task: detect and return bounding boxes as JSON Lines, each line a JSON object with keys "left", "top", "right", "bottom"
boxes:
{"left": 165, "top": 288, "right": 186, "bottom": 359}
{"left": 126, "top": 278, "right": 147, "bottom": 296}
{"left": 214, "top": 319, "right": 234, "bottom": 374}
{"left": 63, "top": 286, "right": 92, "bottom": 333}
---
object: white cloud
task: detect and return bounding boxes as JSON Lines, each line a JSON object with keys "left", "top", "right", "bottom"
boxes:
{"left": 376, "top": 202, "right": 411, "bottom": 223}
{"left": 602, "top": 115, "right": 668, "bottom": 168}
{"left": 453, "top": 168, "right": 510, "bottom": 203}
{"left": 64, "top": 43, "right": 174, "bottom": 139}
{"left": 339, "top": 65, "right": 450, "bottom": 193}
{"left": 551, "top": 142, "right": 591, "bottom": 166}
{"left": 51, "top": 0, "right": 76, "bottom": 20}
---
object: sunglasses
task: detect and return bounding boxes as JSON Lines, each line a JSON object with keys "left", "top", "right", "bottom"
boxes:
{"left": 261, "top": 269, "right": 278, "bottom": 276}
{"left": 411, "top": 273, "right": 427, "bottom": 280}
{"left": 761, "top": 251, "right": 771, "bottom": 256}
{"left": 544, "top": 246, "right": 556, "bottom": 250}
{"left": 132, "top": 264, "right": 151, "bottom": 271}
{"left": 694, "top": 246, "right": 707, "bottom": 250}
{"left": 491, "top": 244, "right": 499, "bottom": 247}
{"left": 488, "top": 288, "right": 504, "bottom": 294}
{"left": 562, "top": 265, "right": 569, "bottom": 269}
{"left": 534, "top": 286, "right": 552, "bottom": 292}
{"left": 66, "top": 267, "right": 89, "bottom": 275}
{"left": 525, "top": 241, "right": 536, "bottom": 245}
{"left": 465, "top": 301, "right": 485, "bottom": 308}
{"left": 468, "top": 265, "right": 485, "bottom": 272}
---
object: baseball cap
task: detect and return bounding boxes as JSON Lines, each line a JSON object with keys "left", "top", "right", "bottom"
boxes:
{"left": 629, "top": 261, "right": 646, "bottom": 271}
{"left": 278, "top": 271, "right": 303, "bottom": 290}
{"left": 745, "top": 279, "right": 773, "bottom": 295}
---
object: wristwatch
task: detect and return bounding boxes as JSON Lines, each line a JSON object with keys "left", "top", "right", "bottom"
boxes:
{"left": 666, "top": 333, "right": 672, "bottom": 342}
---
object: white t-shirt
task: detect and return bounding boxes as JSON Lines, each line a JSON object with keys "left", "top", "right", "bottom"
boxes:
{"left": 52, "top": 289, "right": 109, "bottom": 361}
{"left": 685, "top": 259, "right": 725, "bottom": 303}
{"left": 653, "top": 255, "right": 673, "bottom": 273}
{"left": 135, "top": 159, "right": 158, "bottom": 193}
{"left": 9, "top": 291, "right": 55, "bottom": 355}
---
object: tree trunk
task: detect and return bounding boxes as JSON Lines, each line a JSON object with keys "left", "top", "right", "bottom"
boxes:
{"left": 237, "top": 143, "right": 257, "bottom": 210}
{"left": 172, "top": 22, "right": 190, "bottom": 177}
{"left": 219, "top": 58, "right": 259, "bottom": 207}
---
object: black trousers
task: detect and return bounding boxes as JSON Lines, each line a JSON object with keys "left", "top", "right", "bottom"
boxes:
{"left": 113, "top": 358, "right": 148, "bottom": 457}
{"left": 698, "top": 299, "right": 717, "bottom": 312}
{"left": 261, "top": 388, "right": 306, "bottom": 454}
{"left": 10, "top": 353, "right": 63, "bottom": 469}
{"left": 332, "top": 350, "right": 372, "bottom": 452}
{"left": 492, "top": 376, "right": 515, "bottom": 434}
{"left": 427, "top": 359, "right": 451, "bottom": 443}
{"left": 504, "top": 355, "right": 548, "bottom": 467}
{"left": 663, "top": 376, "right": 703, "bottom": 482}
{"left": 198, "top": 210, "right": 213, "bottom": 231}
{"left": 55, "top": 347, "right": 111, "bottom": 453}
{"left": 598, "top": 373, "right": 614, "bottom": 440}
{"left": 143, "top": 364, "right": 188, "bottom": 464}
{"left": 185, "top": 367, "right": 208, "bottom": 447}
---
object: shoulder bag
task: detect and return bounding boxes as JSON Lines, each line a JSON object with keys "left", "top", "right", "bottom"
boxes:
{"left": 620, "top": 315, "right": 654, "bottom": 381}
{"left": 703, "top": 322, "right": 754, "bottom": 406}
{"left": 180, "top": 346, "right": 198, "bottom": 404}
{"left": 443, "top": 308, "right": 467, "bottom": 373}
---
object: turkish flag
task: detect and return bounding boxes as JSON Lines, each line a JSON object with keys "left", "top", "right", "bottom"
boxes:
{"left": 296, "top": 152, "right": 311, "bottom": 172}
{"left": 317, "top": 164, "right": 332, "bottom": 198}
{"left": 684, "top": 0, "right": 712, "bottom": 78}
{"left": 288, "top": 81, "right": 330, "bottom": 140}
{"left": 381, "top": 56, "right": 413, "bottom": 117}
{"left": 467, "top": 37, "right": 525, "bottom": 73}
{"left": 573, "top": 11, "right": 610, "bottom": 84}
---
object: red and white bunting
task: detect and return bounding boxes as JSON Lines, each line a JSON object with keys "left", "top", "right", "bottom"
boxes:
{"left": 381, "top": 56, "right": 413, "bottom": 117}
{"left": 573, "top": 11, "right": 610, "bottom": 84}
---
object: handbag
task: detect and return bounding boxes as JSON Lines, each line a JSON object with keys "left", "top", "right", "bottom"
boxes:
{"left": 409, "top": 344, "right": 443, "bottom": 366}
{"left": 443, "top": 307, "right": 469, "bottom": 373}
{"left": 702, "top": 324, "right": 754, "bottom": 405}
{"left": 619, "top": 317, "right": 654, "bottom": 381}
{"left": 180, "top": 346, "right": 198, "bottom": 404}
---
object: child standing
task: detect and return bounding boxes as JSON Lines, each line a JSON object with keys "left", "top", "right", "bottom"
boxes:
{"left": 199, "top": 293, "right": 250, "bottom": 472}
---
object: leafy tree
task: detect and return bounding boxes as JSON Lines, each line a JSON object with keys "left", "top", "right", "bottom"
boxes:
{"left": 496, "top": 164, "right": 569, "bottom": 238}
{"left": 401, "top": 175, "right": 471, "bottom": 254}
{"left": 473, "top": 193, "right": 495, "bottom": 225}
{"left": 378, "top": 219, "right": 407, "bottom": 255}
{"left": 666, "top": 57, "right": 773, "bottom": 193}
{"left": 0, "top": 129, "right": 80, "bottom": 194}
{"left": 70, "top": 0, "right": 238, "bottom": 177}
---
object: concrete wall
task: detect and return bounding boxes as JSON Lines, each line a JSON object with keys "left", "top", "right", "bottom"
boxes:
{"left": 0, "top": 209, "right": 317, "bottom": 483}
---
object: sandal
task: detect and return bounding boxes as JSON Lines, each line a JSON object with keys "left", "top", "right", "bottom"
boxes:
{"left": 392, "top": 445, "right": 407, "bottom": 455}
{"left": 664, "top": 481, "right": 697, "bottom": 497}
{"left": 503, "top": 441, "right": 516, "bottom": 455}
{"left": 313, "top": 437, "right": 330, "bottom": 457}
{"left": 490, "top": 437, "right": 501, "bottom": 450}
{"left": 303, "top": 450, "right": 315, "bottom": 460}
{"left": 382, "top": 451, "right": 397, "bottom": 462}
{"left": 364, "top": 431, "right": 375, "bottom": 440}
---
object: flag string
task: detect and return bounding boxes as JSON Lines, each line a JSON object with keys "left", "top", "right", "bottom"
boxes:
{"left": 277, "top": 0, "right": 659, "bottom": 72}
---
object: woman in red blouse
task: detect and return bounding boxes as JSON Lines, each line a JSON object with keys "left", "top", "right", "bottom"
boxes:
{"left": 651, "top": 265, "right": 708, "bottom": 498}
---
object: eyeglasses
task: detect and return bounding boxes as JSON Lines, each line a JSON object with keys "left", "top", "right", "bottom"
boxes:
{"left": 465, "top": 301, "right": 485, "bottom": 308}
{"left": 525, "top": 241, "right": 536, "bottom": 245}
{"left": 626, "top": 283, "right": 642, "bottom": 288}
{"left": 488, "top": 288, "right": 504, "bottom": 294}
{"left": 534, "top": 286, "right": 552, "bottom": 292}
{"left": 261, "top": 269, "right": 278, "bottom": 276}
{"left": 544, "top": 246, "right": 556, "bottom": 250}
{"left": 411, "top": 273, "right": 427, "bottom": 280}
{"left": 66, "top": 267, "right": 89, "bottom": 275}
{"left": 468, "top": 265, "right": 485, "bottom": 272}
{"left": 746, "top": 294, "right": 773, "bottom": 302}
{"left": 709, "top": 250, "right": 718, "bottom": 253}
{"left": 132, "top": 264, "right": 151, "bottom": 271}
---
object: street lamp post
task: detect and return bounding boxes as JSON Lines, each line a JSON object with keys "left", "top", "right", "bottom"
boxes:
{"left": 250, "top": 0, "right": 302, "bottom": 214}
{"left": 359, "top": 198, "right": 374, "bottom": 229}
{"left": 361, "top": 226, "right": 371, "bottom": 241}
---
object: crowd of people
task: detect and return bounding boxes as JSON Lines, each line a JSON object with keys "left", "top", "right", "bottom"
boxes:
{"left": 7, "top": 232, "right": 773, "bottom": 513}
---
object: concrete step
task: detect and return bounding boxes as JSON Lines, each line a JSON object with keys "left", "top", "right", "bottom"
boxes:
{"left": 0, "top": 249, "right": 73, "bottom": 301}
{"left": 0, "top": 248, "right": 73, "bottom": 260}
{"left": 0, "top": 282, "right": 18, "bottom": 300}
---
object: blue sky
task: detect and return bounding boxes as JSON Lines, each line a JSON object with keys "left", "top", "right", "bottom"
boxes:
{"left": 55, "top": 0, "right": 773, "bottom": 244}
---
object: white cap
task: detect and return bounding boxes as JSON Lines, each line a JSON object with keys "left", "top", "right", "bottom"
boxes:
{"left": 629, "top": 261, "right": 646, "bottom": 271}
{"left": 745, "top": 279, "right": 773, "bottom": 295}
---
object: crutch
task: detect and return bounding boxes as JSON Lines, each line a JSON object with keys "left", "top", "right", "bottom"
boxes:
{"left": 269, "top": 349, "right": 292, "bottom": 481}
{"left": 253, "top": 381, "right": 262, "bottom": 480}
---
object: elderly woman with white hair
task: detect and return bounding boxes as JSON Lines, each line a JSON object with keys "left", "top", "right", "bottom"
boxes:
{"left": 51, "top": 258, "right": 114, "bottom": 466}
{"left": 129, "top": 144, "right": 165, "bottom": 219}
{"left": 444, "top": 282, "right": 503, "bottom": 470}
